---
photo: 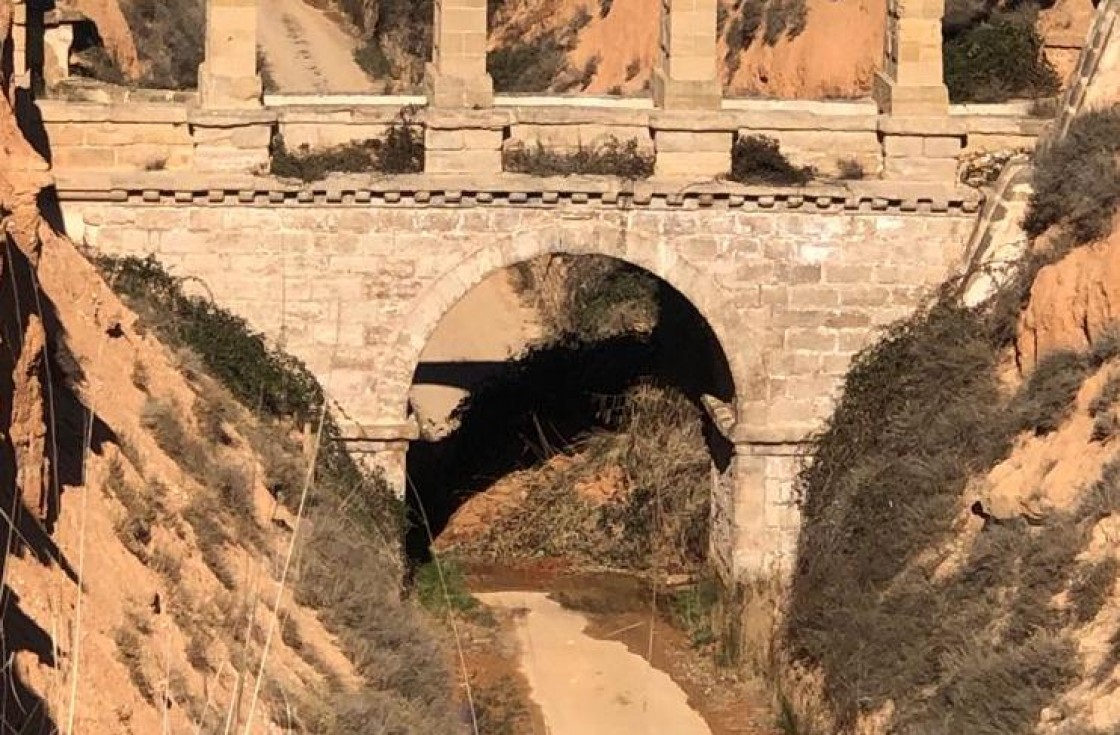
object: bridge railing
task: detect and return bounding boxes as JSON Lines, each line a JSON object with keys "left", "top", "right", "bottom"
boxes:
{"left": 35, "top": 95, "right": 1047, "bottom": 185}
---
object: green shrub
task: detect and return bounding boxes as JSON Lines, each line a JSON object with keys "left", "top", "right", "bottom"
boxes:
{"left": 943, "top": 10, "right": 1060, "bottom": 103}
{"left": 120, "top": 0, "right": 204, "bottom": 89}
{"left": 503, "top": 137, "right": 654, "bottom": 178}
{"left": 666, "top": 577, "right": 721, "bottom": 649}
{"left": 413, "top": 557, "right": 480, "bottom": 617}
{"left": 730, "top": 135, "right": 813, "bottom": 186}
{"left": 270, "top": 112, "right": 424, "bottom": 181}
{"left": 1024, "top": 106, "right": 1120, "bottom": 246}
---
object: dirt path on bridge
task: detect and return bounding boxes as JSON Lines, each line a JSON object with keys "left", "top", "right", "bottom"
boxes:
{"left": 257, "top": 0, "right": 376, "bottom": 94}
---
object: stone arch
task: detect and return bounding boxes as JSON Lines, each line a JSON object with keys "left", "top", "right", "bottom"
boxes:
{"left": 375, "top": 221, "right": 762, "bottom": 429}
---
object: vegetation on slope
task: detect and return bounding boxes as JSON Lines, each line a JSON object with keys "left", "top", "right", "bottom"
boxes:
{"left": 722, "top": 0, "right": 810, "bottom": 79}
{"left": 776, "top": 106, "right": 1120, "bottom": 734}
{"left": 942, "top": 0, "right": 1059, "bottom": 103}
{"left": 119, "top": 0, "right": 204, "bottom": 89}
{"left": 438, "top": 381, "right": 711, "bottom": 574}
{"left": 1024, "top": 106, "right": 1120, "bottom": 246}
{"left": 96, "top": 254, "right": 459, "bottom": 733}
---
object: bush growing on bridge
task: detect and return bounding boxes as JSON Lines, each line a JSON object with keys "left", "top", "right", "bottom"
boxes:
{"left": 729, "top": 135, "right": 813, "bottom": 186}
{"left": 1024, "top": 106, "right": 1120, "bottom": 246}
{"left": 503, "top": 137, "right": 654, "bottom": 179}
{"left": 269, "top": 111, "right": 424, "bottom": 181}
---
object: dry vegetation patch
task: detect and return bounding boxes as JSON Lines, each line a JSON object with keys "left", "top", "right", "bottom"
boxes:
{"left": 503, "top": 137, "right": 654, "bottom": 178}
{"left": 270, "top": 112, "right": 424, "bottom": 181}
{"left": 439, "top": 383, "right": 711, "bottom": 574}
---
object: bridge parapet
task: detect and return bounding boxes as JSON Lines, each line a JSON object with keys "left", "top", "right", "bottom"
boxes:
{"left": 35, "top": 96, "right": 1047, "bottom": 185}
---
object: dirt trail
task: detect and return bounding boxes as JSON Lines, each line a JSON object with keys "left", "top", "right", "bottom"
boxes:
{"left": 257, "top": 0, "right": 376, "bottom": 94}
{"left": 477, "top": 591, "right": 713, "bottom": 735}
{"left": 410, "top": 270, "right": 542, "bottom": 438}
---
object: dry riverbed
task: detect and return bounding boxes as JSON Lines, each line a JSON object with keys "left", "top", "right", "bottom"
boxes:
{"left": 458, "top": 562, "right": 778, "bottom": 735}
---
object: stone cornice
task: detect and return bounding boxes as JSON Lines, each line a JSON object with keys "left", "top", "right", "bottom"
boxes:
{"left": 52, "top": 173, "right": 983, "bottom": 215}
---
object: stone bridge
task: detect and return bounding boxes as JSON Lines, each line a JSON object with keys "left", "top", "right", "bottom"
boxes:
{"left": 11, "top": 0, "right": 1089, "bottom": 579}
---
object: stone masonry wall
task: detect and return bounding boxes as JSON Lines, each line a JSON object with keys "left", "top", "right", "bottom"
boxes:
{"left": 58, "top": 183, "right": 976, "bottom": 576}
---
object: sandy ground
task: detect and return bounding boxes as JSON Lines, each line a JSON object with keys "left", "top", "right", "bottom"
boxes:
{"left": 257, "top": 0, "right": 376, "bottom": 94}
{"left": 476, "top": 591, "right": 713, "bottom": 735}
{"left": 410, "top": 270, "right": 541, "bottom": 438}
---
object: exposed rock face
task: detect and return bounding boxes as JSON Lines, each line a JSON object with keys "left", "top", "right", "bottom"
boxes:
{"left": 70, "top": 0, "right": 141, "bottom": 77}
{"left": 2, "top": 0, "right": 56, "bottom": 532}
{"left": 1018, "top": 221, "right": 1120, "bottom": 370}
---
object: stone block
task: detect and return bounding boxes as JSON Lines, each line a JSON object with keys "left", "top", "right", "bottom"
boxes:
{"left": 191, "top": 122, "right": 271, "bottom": 148}
{"left": 923, "top": 135, "right": 964, "bottom": 157}
{"left": 198, "top": 63, "right": 263, "bottom": 109}
{"left": 873, "top": 73, "right": 949, "bottom": 116}
{"left": 882, "top": 155, "right": 958, "bottom": 182}
{"left": 785, "top": 328, "right": 838, "bottom": 352}
{"left": 424, "top": 148, "right": 502, "bottom": 175}
{"left": 51, "top": 146, "right": 115, "bottom": 168}
{"left": 882, "top": 134, "right": 925, "bottom": 156}
{"left": 655, "top": 150, "right": 728, "bottom": 178}
{"left": 45, "top": 123, "right": 86, "bottom": 146}
{"left": 652, "top": 70, "right": 721, "bottom": 110}
{"left": 425, "top": 64, "right": 494, "bottom": 108}
{"left": 114, "top": 144, "right": 193, "bottom": 170}
{"left": 655, "top": 129, "right": 732, "bottom": 153}
{"left": 193, "top": 145, "right": 269, "bottom": 173}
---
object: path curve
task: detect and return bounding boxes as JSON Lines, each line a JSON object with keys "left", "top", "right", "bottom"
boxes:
{"left": 477, "top": 591, "right": 713, "bottom": 735}
{"left": 257, "top": 0, "right": 377, "bottom": 94}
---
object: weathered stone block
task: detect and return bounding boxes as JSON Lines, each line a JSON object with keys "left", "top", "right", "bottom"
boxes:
{"left": 882, "top": 155, "right": 958, "bottom": 182}
{"left": 882, "top": 134, "right": 926, "bottom": 156}
{"left": 424, "top": 148, "right": 502, "bottom": 174}
{"left": 923, "top": 135, "right": 964, "bottom": 157}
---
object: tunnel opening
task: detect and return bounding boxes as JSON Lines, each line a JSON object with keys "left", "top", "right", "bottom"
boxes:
{"left": 403, "top": 254, "right": 735, "bottom": 576}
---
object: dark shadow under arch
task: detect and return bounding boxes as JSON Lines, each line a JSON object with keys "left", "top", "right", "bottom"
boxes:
{"left": 404, "top": 256, "right": 736, "bottom": 564}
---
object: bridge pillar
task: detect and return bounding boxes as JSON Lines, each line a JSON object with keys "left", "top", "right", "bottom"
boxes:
{"left": 652, "top": 0, "right": 721, "bottom": 109}
{"left": 9, "top": 0, "right": 32, "bottom": 90}
{"left": 873, "top": 0, "right": 964, "bottom": 182}
{"left": 198, "top": 0, "right": 262, "bottom": 109}
{"left": 424, "top": 0, "right": 502, "bottom": 173}
{"left": 723, "top": 442, "right": 804, "bottom": 581}
{"left": 425, "top": 0, "right": 494, "bottom": 108}
{"left": 342, "top": 422, "right": 420, "bottom": 500}
{"left": 873, "top": 0, "right": 949, "bottom": 116}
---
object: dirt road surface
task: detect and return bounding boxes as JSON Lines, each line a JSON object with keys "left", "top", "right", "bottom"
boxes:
{"left": 257, "top": 0, "right": 376, "bottom": 94}
{"left": 476, "top": 591, "right": 713, "bottom": 735}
